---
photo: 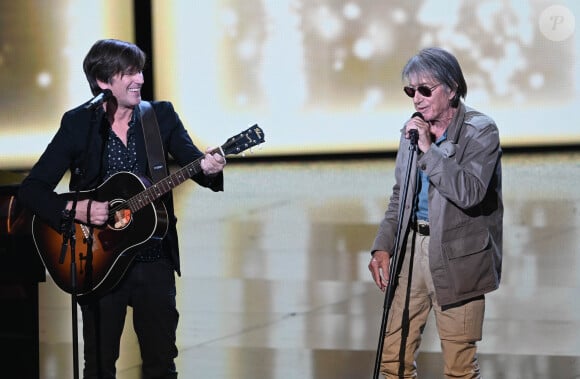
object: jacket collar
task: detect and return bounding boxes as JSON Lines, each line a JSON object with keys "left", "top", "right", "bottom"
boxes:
{"left": 445, "top": 102, "right": 466, "bottom": 144}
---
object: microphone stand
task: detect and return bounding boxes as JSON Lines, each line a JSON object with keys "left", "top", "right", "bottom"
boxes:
{"left": 372, "top": 130, "right": 418, "bottom": 379}
{"left": 58, "top": 107, "right": 100, "bottom": 379}
{"left": 59, "top": 179, "right": 81, "bottom": 379}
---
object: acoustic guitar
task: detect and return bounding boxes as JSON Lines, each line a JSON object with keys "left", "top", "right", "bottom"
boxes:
{"left": 32, "top": 124, "right": 264, "bottom": 303}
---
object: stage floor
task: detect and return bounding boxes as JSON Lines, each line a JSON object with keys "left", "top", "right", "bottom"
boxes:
{"left": 36, "top": 151, "right": 580, "bottom": 378}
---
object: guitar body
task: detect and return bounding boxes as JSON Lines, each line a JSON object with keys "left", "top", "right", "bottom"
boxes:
{"left": 32, "top": 172, "right": 168, "bottom": 303}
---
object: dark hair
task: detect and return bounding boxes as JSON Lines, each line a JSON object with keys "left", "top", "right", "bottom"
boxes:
{"left": 83, "top": 39, "right": 146, "bottom": 95}
{"left": 402, "top": 47, "right": 467, "bottom": 108}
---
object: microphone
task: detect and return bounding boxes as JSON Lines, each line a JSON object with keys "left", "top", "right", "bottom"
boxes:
{"left": 411, "top": 111, "right": 424, "bottom": 120}
{"left": 84, "top": 89, "right": 113, "bottom": 110}
{"left": 409, "top": 112, "right": 423, "bottom": 145}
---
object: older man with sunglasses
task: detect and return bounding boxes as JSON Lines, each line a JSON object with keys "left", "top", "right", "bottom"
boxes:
{"left": 368, "top": 47, "right": 503, "bottom": 378}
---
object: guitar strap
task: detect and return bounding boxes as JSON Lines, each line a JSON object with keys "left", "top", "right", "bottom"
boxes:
{"left": 138, "top": 101, "right": 168, "bottom": 183}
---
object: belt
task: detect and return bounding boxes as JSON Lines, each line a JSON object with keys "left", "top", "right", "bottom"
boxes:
{"left": 412, "top": 220, "right": 430, "bottom": 236}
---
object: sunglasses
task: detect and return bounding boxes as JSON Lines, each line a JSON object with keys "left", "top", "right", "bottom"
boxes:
{"left": 403, "top": 84, "right": 440, "bottom": 98}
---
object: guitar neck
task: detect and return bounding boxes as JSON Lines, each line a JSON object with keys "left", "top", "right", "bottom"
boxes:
{"left": 127, "top": 149, "right": 220, "bottom": 212}
{"left": 124, "top": 123, "right": 264, "bottom": 213}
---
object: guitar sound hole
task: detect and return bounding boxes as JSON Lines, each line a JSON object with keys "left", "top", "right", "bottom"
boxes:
{"left": 110, "top": 208, "right": 132, "bottom": 230}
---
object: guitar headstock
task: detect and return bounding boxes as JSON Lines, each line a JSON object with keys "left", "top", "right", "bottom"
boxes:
{"left": 221, "top": 124, "right": 265, "bottom": 156}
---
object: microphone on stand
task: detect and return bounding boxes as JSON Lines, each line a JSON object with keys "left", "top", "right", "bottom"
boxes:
{"left": 409, "top": 112, "right": 423, "bottom": 145}
{"left": 411, "top": 111, "right": 424, "bottom": 120}
{"left": 84, "top": 89, "right": 113, "bottom": 110}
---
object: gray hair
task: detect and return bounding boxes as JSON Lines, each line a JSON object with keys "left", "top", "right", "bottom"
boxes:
{"left": 402, "top": 47, "right": 467, "bottom": 108}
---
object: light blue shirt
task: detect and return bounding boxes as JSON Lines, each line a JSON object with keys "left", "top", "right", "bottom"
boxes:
{"left": 415, "top": 132, "right": 447, "bottom": 222}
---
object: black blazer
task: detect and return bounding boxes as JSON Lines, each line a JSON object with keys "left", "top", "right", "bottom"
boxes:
{"left": 19, "top": 100, "right": 223, "bottom": 274}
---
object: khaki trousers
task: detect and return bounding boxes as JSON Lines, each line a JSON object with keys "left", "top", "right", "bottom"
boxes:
{"left": 380, "top": 232, "right": 485, "bottom": 378}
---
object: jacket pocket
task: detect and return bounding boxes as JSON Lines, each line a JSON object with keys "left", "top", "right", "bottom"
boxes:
{"left": 443, "top": 227, "right": 489, "bottom": 259}
{"left": 442, "top": 227, "right": 498, "bottom": 296}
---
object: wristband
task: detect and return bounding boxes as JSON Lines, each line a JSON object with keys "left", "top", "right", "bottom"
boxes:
{"left": 87, "top": 199, "right": 93, "bottom": 225}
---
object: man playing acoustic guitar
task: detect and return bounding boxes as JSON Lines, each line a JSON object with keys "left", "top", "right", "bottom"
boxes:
{"left": 19, "top": 39, "right": 228, "bottom": 379}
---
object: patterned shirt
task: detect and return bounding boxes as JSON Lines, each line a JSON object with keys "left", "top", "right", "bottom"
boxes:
{"left": 103, "top": 109, "right": 163, "bottom": 261}
{"left": 104, "top": 113, "right": 140, "bottom": 180}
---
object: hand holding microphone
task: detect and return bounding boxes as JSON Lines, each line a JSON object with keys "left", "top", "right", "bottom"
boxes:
{"left": 406, "top": 112, "right": 430, "bottom": 151}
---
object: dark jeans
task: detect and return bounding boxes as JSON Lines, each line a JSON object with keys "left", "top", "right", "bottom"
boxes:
{"left": 81, "top": 258, "right": 179, "bottom": 379}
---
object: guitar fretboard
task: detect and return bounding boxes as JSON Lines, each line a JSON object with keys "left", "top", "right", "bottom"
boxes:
{"left": 127, "top": 158, "right": 204, "bottom": 212}
{"left": 111, "top": 123, "right": 263, "bottom": 215}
